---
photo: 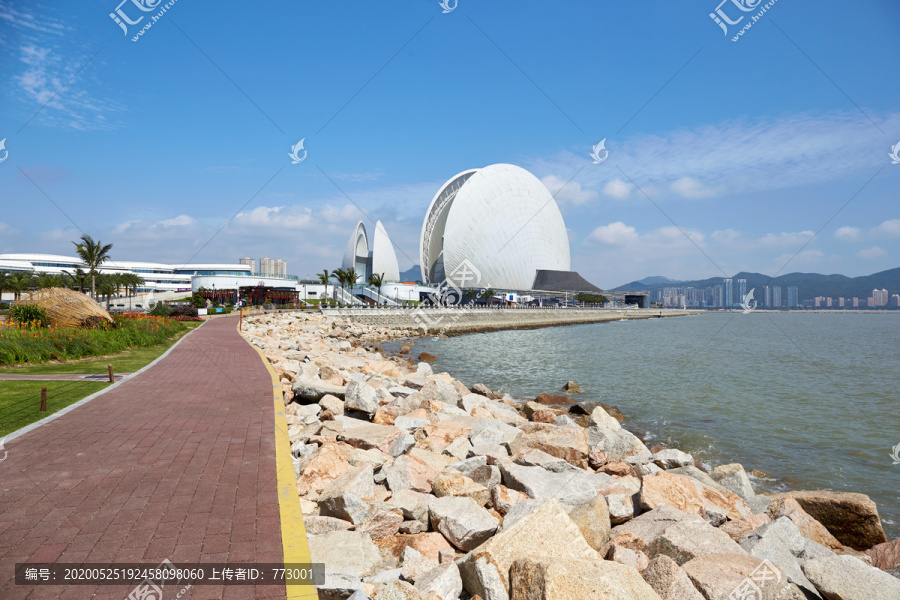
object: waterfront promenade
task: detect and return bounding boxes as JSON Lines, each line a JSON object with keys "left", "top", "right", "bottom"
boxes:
{"left": 0, "top": 316, "right": 309, "bottom": 599}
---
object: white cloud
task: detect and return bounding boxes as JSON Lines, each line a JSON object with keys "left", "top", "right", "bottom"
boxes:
{"left": 834, "top": 226, "right": 862, "bottom": 241}
{"left": 233, "top": 206, "right": 314, "bottom": 230}
{"left": 527, "top": 111, "right": 900, "bottom": 202}
{"left": 541, "top": 175, "right": 598, "bottom": 205}
{"left": 873, "top": 219, "right": 900, "bottom": 238}
{"left": 602, "top": 178, "right": 633, "bottom": 200}
{"left": 670, "top": 177, "right": 722, "bottom": 199}
{"left": 589, "top": 221, "right": 638, "bottom": 245}
{"left": 857, "top": 246, "right": 887, "bottom": 260}
{"left": 159, "top": 215, "right": 196, "bottom": 227}
{"left": 757, "top": 231, "right": 815, "bottom": 247}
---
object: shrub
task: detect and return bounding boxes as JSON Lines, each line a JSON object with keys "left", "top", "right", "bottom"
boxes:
{"left": 148, "top": 303, "right": 172, "bottom": 317}
{"left": 170, "top": 305, "right": 198, "bottom": 318}
{"left": 9, "top": 304, "right": 49, "bottom": 328}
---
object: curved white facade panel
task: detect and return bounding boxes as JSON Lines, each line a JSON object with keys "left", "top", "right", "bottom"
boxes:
{"left": 371, "top": 221, "right": 401, "bottom": 283}
{"left": 342, "top": 221, "right": 369, "bottom": 277}
{"left": 421, "top": 164, "right": 570, "bottom": 290}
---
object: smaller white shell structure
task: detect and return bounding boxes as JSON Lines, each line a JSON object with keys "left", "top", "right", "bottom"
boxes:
{"left": 341, "top": 220, "right": 401, "bottom": 283}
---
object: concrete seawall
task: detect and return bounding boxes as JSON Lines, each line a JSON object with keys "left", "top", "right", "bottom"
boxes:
{"left": 321, "top": 307, "right": 700, "bottom": 335}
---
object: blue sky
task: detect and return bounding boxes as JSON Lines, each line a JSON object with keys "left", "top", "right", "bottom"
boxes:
{"left": 1, "top": 0, "right": 898, "bottom": 287}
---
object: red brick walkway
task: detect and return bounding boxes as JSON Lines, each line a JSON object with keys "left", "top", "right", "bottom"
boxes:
{"left": 0, "top": 316, "right": 285, "bottom": 599}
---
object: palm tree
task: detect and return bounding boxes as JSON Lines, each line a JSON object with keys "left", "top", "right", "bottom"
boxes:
{"left": 480, "top": 288, "right": 496, "bottom": 306}
{"left": 8, "top": 272, "right": 35, "bottom": 300}
{"left": 331, "top": 268, "right": 347, "bottom": 305}
{"left": 97, "top": 276, "right": 116, "bottom": 310}
{"left": 124, "top": 273, "right": 145, "bottom": 297}
{"left": 368, "top": 273, "right": 384, "bottom": 304}
{"left": 317, "top": 269, "right": 331, "bottom": 286}
{"left": 0, "top": 270, "right": 9, "bottom": 302}
{"left": 72, "top": 234, "right": 113, "bottom": 300}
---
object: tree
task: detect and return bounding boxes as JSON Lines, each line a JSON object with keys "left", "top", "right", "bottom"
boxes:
{"left": 97, "top": 275, "right": 116, "bottom": 310}
{"left": 8, "top": 272, "right": 35, "bottom": 300}
{"left": 123, "top": 273, "right": 145, "bottom": 297}
{"left": 575, "top": 292, "right": 609, "bottom": 304}
{"left": 368, "top": 273, "right": 384, "bottom": 304}
{"left": 317, "top": 269, "right": 331, "bottom": 286}
{"left": 331, "top": 268, "right": 346, "bottom": 305}
{"left": 480, "top": 288, "right": 496, "bottom": 306}
{"left": 72, "top": 234, "right": 113, "bottom": 300}
{"left": 36, "top": 272, "right": 64, "bottom": 289}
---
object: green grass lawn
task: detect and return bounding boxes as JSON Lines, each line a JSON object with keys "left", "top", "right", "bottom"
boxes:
{"left": 0, "top": 381, "right": 110, "bottom": 437}
{"left": 0, "top": 321, "right": 201, "bottom": 436}
{"left": 0, "top": 321, "right": 201, "bottom": 375}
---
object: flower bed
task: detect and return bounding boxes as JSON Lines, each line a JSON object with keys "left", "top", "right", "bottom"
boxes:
{"left": 0, "top": 313, "right": 189, "bottom": 366}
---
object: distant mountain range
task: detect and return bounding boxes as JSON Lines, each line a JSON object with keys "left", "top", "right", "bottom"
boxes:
{"left": 399, "top": 265, "right": 422, "bottom": 282}
{"left": 613, "top": 267, "right": 900, "bottom": 301}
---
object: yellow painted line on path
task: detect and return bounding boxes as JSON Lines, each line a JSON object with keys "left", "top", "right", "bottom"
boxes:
{"left": 242, "top": 323, "right": 318, "bottom": 599}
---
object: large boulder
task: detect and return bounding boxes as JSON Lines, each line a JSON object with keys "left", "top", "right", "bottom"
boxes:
{"left": 650, "top": 449, "right": 695, "bottom": 470}
{"left": 682, "top": 553, "right": 805, "bottom": 600}
{"left": 498, "top": 462, "right": 597, "bottom": 510}
{"left": 567, "top": 494, "right": 612, "bottom": 551}
{"left": 375, "top": 533, "right": 454, "bottom": 563}
{"left": 708, "top": 463, "right": 756, "bottom": 503}
{"left": 308, "top": 530, "right": 383, "bottom": 578}
{"left": 431, "top": 470, "right": 490, "bottom": 507}
{"left": 587, "top": 415, "right": 652, "bottom": 463}
{"left": 509, "top": 557, "right": 662, "bottom": 600}
{"left": 739, "top": 516, "right": 823, "bottom": 597}
{"left": 640, "top": 471, "right": 751, "bottom": 521}
{"left": 641, "top": 555, "right": 705, "bottom": 600}
{"left": 507, "top": 423, "right": 589, "bottom": 469}
{"left": 428, "top": 496, "right": 499, "bottom": 552}
{"left": 414, "top": 563, "right": 463, "bottom": 600}
{"left": 384, "top": 455, "right": 437, "bottom": 493}
{"left": 767, "top": 491, "right": 887, "bottom": 550}
{"left": 803, "top": 554, "right": 900, "bottom": 600}
{"left": 297, "top": 443, "right": 352, "bottom": 498}
{"left": 458, "top": 498, "right": 598, "bottom": 597}
{"left": 766, "top": 497, "right": 843, "bottom": 552}
{"left": 292, "top": 379, "right": 347, "bottom": 403}
{"left": 338, "top": 424, "right": 405, "bottom": 454}
{"left": 610, "top": 505, "right": 747, "bottom": 565}
{"left": 320, "top": 464, "right": 375, "bottom": 501}
{"left": 345, "top": 380, "right": 380, "bottom": 414}
{"left": 865, "top": 538, "right": 900, "bottom": 571}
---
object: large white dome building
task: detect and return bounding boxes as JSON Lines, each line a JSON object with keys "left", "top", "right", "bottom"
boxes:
{"left": 420, "top": 164, "right": 571, "bottom": 290}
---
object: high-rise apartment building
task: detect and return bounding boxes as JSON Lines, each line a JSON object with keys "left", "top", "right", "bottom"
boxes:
{"left": 260, "top": 257, "right": 275, "bottom": 277}
{"left": 872, "top": 288, "right": 889, "bottom": 307}
{"left": 274, "top": 258, "right": 287, "bottom": 277}
{"left": 724, "top": 278, "right": 733, "bottom": 308}
{"left": 239, "top": 257, "right": 255, "bottom": 272}
{"left": 772, "top": 286, "right": 782, "bottom": 308}
{"left": 787, "top": 286, "right": 799, "bottom": 308}
{"left": 763, "top": 286, "right": 772, "bottom": 308}
{"left": 892, "top": 294, "right": 900, "bottom": 308}
{"left": 737, "top": 279, "right": 747, "bottom": 303}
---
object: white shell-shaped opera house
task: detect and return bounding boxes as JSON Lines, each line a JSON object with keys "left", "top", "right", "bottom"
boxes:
{"left": 420, "top": 164, "right": 571, "bottom": 290}
{"left": 341, "top": 220, "right": 401, "bottom": 283}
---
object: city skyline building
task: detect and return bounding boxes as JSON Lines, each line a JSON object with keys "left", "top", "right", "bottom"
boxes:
{"left": 787, "top": 286, "right": 799, "bottom": 308}
{"left": 724, "top": 278, "right": 733, "bottom": 308}
{"left": 238, "top": 257, "right": 255, "bottom": 271}
{"left": 772, "top": 286, "right": 782, "bottom": 308}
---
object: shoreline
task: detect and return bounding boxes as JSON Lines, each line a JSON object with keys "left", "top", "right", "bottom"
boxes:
{"left": 242, "top": 311, "right": 900, "bottom": 598}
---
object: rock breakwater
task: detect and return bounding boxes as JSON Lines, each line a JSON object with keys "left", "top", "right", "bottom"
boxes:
{"left": 241, "top": 312, "right": 900, "bottom": 600}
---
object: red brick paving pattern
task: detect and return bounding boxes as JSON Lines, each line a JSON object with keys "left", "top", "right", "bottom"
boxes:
{"left": 0, "top": 316, "right": 287, "bottom": 599}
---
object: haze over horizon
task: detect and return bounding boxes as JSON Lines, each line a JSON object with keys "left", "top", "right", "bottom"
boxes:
{"left": 1, "top": 1, "right": 899, "bottom": 288}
